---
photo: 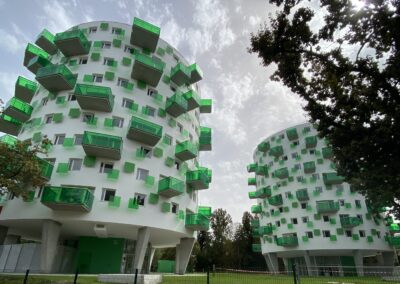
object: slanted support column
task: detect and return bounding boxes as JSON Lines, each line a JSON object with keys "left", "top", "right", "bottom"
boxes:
{"left": 41, "top": 220, "right": 61, "bottom": 273}
{"left": 303, "top": 250, "right": 314, "bottom": 276}
{"left": 353, "top": 250, "right": 364, "bottom": 276}
{"left": 0, "top": 226, "right": 8, "bottom": 245}
{"left": 175, "top": 237, "right": 195, "bottom": 275}
{"left": 264, "top": 253, "right": 279, "bottom": 272}
{"left": 282, "top": 258, "right": 289, "bottom": 271}
{"left": 148, "top": 246, "right": 156, "bottom": 273}
{"left": 133, "top": 227, "right": 151, "bottom": 273}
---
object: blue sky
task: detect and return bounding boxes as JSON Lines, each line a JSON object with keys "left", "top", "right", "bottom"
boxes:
{"left": 0, "top": 0, "right": 308, "bottom": 221}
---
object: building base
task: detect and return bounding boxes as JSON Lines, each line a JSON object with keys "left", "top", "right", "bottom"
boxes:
{"left": 97, "top": 274, "right": 162, "bottom": 284}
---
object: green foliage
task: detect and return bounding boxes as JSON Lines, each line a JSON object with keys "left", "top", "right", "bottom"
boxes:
{"left": 249, "top": 0, "right": 400, "bottom": 217}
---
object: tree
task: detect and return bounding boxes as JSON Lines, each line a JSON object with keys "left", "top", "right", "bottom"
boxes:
{"left": 209, "top": 208, "right": 233, "bottom": 267}
{"left": 249, "top": 0, "right": 400, "bottom": 216}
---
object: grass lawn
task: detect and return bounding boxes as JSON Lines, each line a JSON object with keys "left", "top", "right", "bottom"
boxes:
{"left": 0, "top": 274, "right": 100, "bottom": 284}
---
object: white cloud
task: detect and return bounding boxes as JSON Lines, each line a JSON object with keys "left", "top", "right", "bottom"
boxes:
{"left": 249, "top": 15, "right": 261, "bottom": 27}
{"left": 38, "top": 1, "right": 75, "bottom": 33}
{"left": 0, "top": 72, "right": 19, "bottom": 103}
{"left": 0, "top": 29, "right": 25, "bottom": 54}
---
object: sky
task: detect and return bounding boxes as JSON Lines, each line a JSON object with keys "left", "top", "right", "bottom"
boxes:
{"left": 0, "top": 0, "right": 308, "bottom": 222}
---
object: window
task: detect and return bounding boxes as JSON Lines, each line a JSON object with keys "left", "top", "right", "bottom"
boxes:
{"left": 309, "top": 149, "right": 315, "bottom": 154}
{"left": 79, "top": 57, "right": 88, "bottom": 64}
{"left": 112, "top": 116, "right": 124, "bottom": 128}
{"left": 74, "top": 134, "right": 83, "bottom": 145}
{"left": 145, "top": 106, "right": 155, "bottom": 117}
{"left": 89, "top": 26, "right": 97, "bottom": 33}
{"left": 302, "top": 216, "right": 309, "bottom": 223}
{"left": 301, "top": 203, "right": 307, "bottom": 209}
{"left": 283, "top": 155, "right": 288, "bottom": 161}
{"left": 322, "top": 230, "right": 331, "bottom": 238}
{"left": 101, "top": 188, "right": 115, "bottom": 201}
{"left": 103, "top": 57, "right": 113, "bottom": 65}
{"left": 315, "top": 186, "right": 323, "bottom": 193}
{"left": 323, "top": 215, "right": 329, "bottom": 222}
{"left": 68, "top": 94, "right": 76, "bottom": 101}
{"left": 355, "top": 200, "right": 362, "bottom": 208}
{"left": 135, "top": 193, "right": 146, "bottom": 206}
{"left": 44, "top": 158, "right": 56, "bottom": 165}
{"left": 306, "top": 231, "right": 313, "bottom": 238}
{"left": 293, "top": 140, "right": 299, "bottom": 146}
{"left": 284, "top": 192, "right": 291, "bottom": 198}
{"left": 172, "top": 203, "right": 179, "bottom": 214}
{"left": 359, "top": 230, "right": 366, "bottom": 237}
{"left": 68, "top": 158, "right": 82, "bottom": 171}
{"left": 291, "top": 218, "right": 298, "bottom": 225}
{"left": 173, "top": 54, "right": 179, "bottom": 62}
{"left": 42, "top": 98, "right": 48, "bottom": 106}
{"left": 93, "top": 74, "right": 103, "bottom": 83}
{"left": 376, "top": 231, "right": 381, "bottom": 239}
{"left": 122, "top": 98, "right": 134, "bottom": 109}
{"left": 37, "top": 186, "right": 44, "bottom": 198}
{"left": 54, "top": 134, "right": 65, "bottom": 145}
{"left": 275, "top": 221, "right": 281, "bottom": 227}
{"left": 175, "top": 161, "right": 180, "bottom": 170}
{"left": 270, "top": 209, "right": 274, "bottom": 215}
{"left": 136, "top": 168, "right": 149, "bottom": 181}
{"left": 336, "top": 184, "right": 344, "bottom": 190}
{"left": 45, "top": 114, "right": 53, "bottom": 124}
{"left": 147, "top": 88, "right": 157, "bottom": 98}
{"left": 164, "top": 134, "right": 172, "bottom": 145}
{"left": 140, "top": 146, "right": 152, "bottom": 158}
{"left": 294, "top": 163, "right": 301, "bottom": 170}
{"left": 279, "top": 134, "right": 285, "bottom": 139}
{"left": 296, "top": 176, "right": 304, "bottom": 182}
{"left": 170, "top": 85, "right": 176, "bottom": 92}
{"left": 102, "top": 41, "right": 111, "bottom": 49}
{"left": 111, "top": 27, "right": 120, "bottom": 34}
{"left": 177, "top": 123, "right": 183, "bottom": 133}
{"left": 357, "top": 214, "right": 363, "bottom": 222}
{"left": 339, "top": 199, "right": 345, "bottom": 206}
{"left": 99, "top": 162, "right": 113, "bottom": 174}
{"left": 345, "top": 230, "right": 352, "bottom": 237}
{"left": 82, "top": 112, "right": 94, "bottom": 122}
{"left": 117, "top": 77, "right": 129, "bottom": 88}
{"left": 124, "top": 45, "right": 134, "bottom": 54}
{"left": 278, "top": 207, "right": 284, "bottom": 213}
{"left": 189, "top": 134, "right": 193, "bottom": 142}
{"left": 269, "top": 161, "right": 274, "bottom": 167}
{"left": 312, "top": 173, "right": 320, "bottom": 180}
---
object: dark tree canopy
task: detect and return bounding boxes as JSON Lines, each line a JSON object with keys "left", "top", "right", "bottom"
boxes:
{"left": 250, "top": 0, "right": 400, "bottom": 216}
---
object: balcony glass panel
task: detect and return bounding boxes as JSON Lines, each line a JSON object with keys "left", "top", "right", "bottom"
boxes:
{"left": 158, "top": 176, "right": 184, "bottom": 198}
{"left": 15, "top": 76, "right": 37, "bottom": 103}
{"left": 268, "top": 194, "right": 283, "bottom": 206}
{"left": 340, "top": 216, "right": 362, "bottom": 228}
{"left": 37, "top": 158, "right": 54, "bottom": 180}
{"left": 41, "top": 186, "right": 94, "bottom": 212}
{"left": 322, "top": 172, "right": 345, "bottom": 185}
{"left": 131, "top": 53, "right": 165, "bottom": 86}
{"left": 303, "top": 161, "right": 316, "bottom": 174}
{"left": 251, "top": 205, "right": 262, "bottom": 214}
{"left": 258, "top": 141, "right": 270, "bottom": 152}
{"left": 36, "top": 64, "right": 77, "bottom": 92}
{"left": 0, "top": 114, "right": 22, "bottom": 136}
{"left": 185, "top": 213, "right": 209, "bottom": 231}
{"left": 126, "top": 116, "right": 162, "bottom": 146}
{"left": 199, "top": 127, "right": 211, "bottom": 151}
{"left": 183, "top": 90, "right": 200, "bottom": 111}
{"left": 269, "top": 145, "right": 284, "bottom": 157}
{"left": 198, "top": 206, "right": 212, "bottom": 218}
{"left": 277, "top": 235, "right": 298, "bottom": 247}
{"left": 175, "top": 140, "right": 198, "bottom": 161}
{"left": 189, "top": 63, "right": 203, "bottom": 84}
{"left": 322, "top": 147, "right": 333, "bottom": 159}
{"left": 186, "top": 167, "right": 211, "bottom": 190}
{"left": 316, "top": 200, "right": 340, "bottom": 213}
{"left": 305, "top": 136, "right": 318, "bottom": 148}
{"left": 286, "top": 128, "right": 299, "bottom": 141}
{"left": 3, "top": 97, "right": 33, "bottom": 122}
{"left": 165, "top": 93, "right": 188, "bottom": 118}
{"left": 35, "top": 29, "right": 58, "bottom": 54}
{"left": 82, "top": 131, "right": 122, "bottom": 160}
{"left": 274, "top": 167, "right": 289, "bottom": 179}
{"left": 170, "top": 63, "right": 191, "bottom": 86}
{"left": 54, "top": 29, "right": 90, "bottom": 56}
{"left": 252, "top": 244, "right": 262, "bottom": 252}
{"left": 296, "top": 188, "right": 309, "bottom": 201}
{"left": 131, "top": 17, "right": 160, "bottom": 52}
{"left": 23, "top": 43, "right": 49, "bottom": 67}
{"left": 200, "top": 99, "right": 212, "bottom": 113}
{"left": 247, "top": 163, "right": 257, "bottom": 173}
{"left": 74, "top": 84, "right": 114, "bottom": 112}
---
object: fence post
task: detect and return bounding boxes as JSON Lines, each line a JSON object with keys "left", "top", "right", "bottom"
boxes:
{"left": 73, "top": 268, "right": 79, "bottom": 284}
{"left": 134, "top": 268, "right": 138, "bottom": 284}
{"left": 292, "top": 263, "right": 298, "bottom": 284}
{"left": 23, "top": 269, "right": 29, "bottom": 284}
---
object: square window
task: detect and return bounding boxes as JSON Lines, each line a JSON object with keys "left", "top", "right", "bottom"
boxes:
{"left": 322, "top": 230, "right": 331, "bottom": 238}
{"left": 68, "top": 158, "right": 82, "bottom": 171}
{"left": 102, "top": 41, "right": 111, "bottom": 49}
{"left": 140, "top": 146, "right": 152, "bottom": 158}
{"left": 79, "top": 57, "right": 88, "bottom": 64}
{"left": 68, "top": 94, "right": 76, "bottom": 101}
{"left": 45, "top": 114, "right": 53, "bottom": 124}
{"left": 54, "top": 134, "right": 65, "bottom": 145}
{"left": 279, "top": 207, "right": 284, "bottom": 213}
{"left": 291, "top": 218, "right": 298, "bottom": 224}
{"left": 175, "top": 161, "right": 180, "bottom": 170}
{"left": 293, "top": 141, "right": 299, "bottom": 146}
{"left": 283, "top": 155, "right": 288, "bottom": 161}
{"left": 135, "top": 193, "right": 146, "bottom": 206}
{"left": 145, "top": 106, "right": 156, "bottom": 117}
{"left": 359, "top": 230, "right": 366, "bottom": 237}
{"left": 100, "top": 162, "right": 113, "bottom": 174}
{"left": 102, "top": 188, "right": 115, "bottom": 201}
{"left": 323, "top": 215, "right": 329, "bottom": 222}
{"left": 345, "top": 230, "right": 352, "bottom": 237}
{"left": 376, "top": 232, "right": 381, "bottom": 238}
{"left": 301, "top": 203, "right": 307, "bottom": 209}
{"left": 309, "top": 149, "right": 315, "bottom": 154}
{"left": 173, "top": 54, "right": 179, "bottom": 62}
{"left": 177, "top": 123, "right": 183, "bottom": 133}
{"left": 306, "top": 231, "right": 313, "bottom": 238}
{"left": 42, "top": 98, "right": 48, "bottom": 106}
{"left": 296, "top": 176, "right": 304, "bottom": 182}
{"left": 147, "top": 88, "right": 157, "bottom": 98}
{"left": 74, "top": 134, "right": 83, "bottom": 145}
{"left": 312, "top": 173, "right": 320, "bottom": 180}
{"left": 89, "top": 27, "right": 97, "bottom": 33}
{"left": 92, "top": 74, "right": 103, "bottom": 83}
{"left": 103, "top": 57, "right": 113, "bottom": 65}
{"left": 124, "top": 45, "right": 134, "bottom": 54}
{"left": 112, "top": 116, "right": 124, "bottom": 128}
{"left": 136, "top": 168, "right": 149, "bottom": 181}
{"left": 315, "top": 186, "right": 323, "bottom": 193}
{"left": 82, "top": 113, "right": 95, "bottom": 122}
{"left": 122, "top": 98, "right": 134, "bottom": 109}
{"left": 172, "top": 203, "right": 179, "bottom": 214}
{"left": 164, "top": 134, "right": 172, "bottom": 145}
{"left": 294, "top": 163, "right": 301, "bottom": 170}
{"left": 357, "top": 214, "right": 363, "bottom": 222}
{"left": 275, "top": 221, "right": 281, "bottom": 227}
{"left": 117, "top": 77, "right": 129, "bottom": 88}
{"left": 339, "top": 199, "right": 345, "bottom": 206}
{"left": 355, "top": 200, "right": 362, "bottom": 207}
{"left": 302, "top": 216, "right": 309, "bottom": 223}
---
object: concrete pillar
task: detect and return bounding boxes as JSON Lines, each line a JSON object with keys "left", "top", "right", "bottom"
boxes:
{"left": 0, "top": 226, "right": 8, "bottom": 245}
{"left": 382, "top": 251, "right": 395, "bottom": 266}
{"left": 282, "top": 257, "right": 289, "bottom": 271}
{"left": 41, "top": 220, "right": 61, "bottom": 273}
{"left": 304, "top": 250, "right": 314, "bottom": 276}
{"left": 175, "top": 238, "right": 195, "bottom": 275}
{"left": 353, "top": 250, "right": 364, "bottom": 276}
{"left": 3, "top": 234, "right": 21, "bottom": 245}
{"left": 133, "top": 227, "right": 150, "bottom": 273}
{"left": 264, "top": 253, "right": 279, "bottom": 272}
{"left": 148, "top": 246, "right": 156, "bottom": 273}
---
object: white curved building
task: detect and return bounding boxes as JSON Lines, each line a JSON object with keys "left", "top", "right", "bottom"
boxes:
{"left": 248, "top": 123, "right": 395, "bottom": 276}
{"left": 0, "top": 18, "right": 212, "bottom": 274}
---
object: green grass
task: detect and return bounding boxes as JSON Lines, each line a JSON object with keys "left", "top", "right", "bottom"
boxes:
{"left": 0, "top": 275, "right": 99, "bottom": 284}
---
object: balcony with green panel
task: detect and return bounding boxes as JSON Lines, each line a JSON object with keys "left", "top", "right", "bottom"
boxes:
{"left": 3, "top": 97, "right": 33, "bottom": 122}
{"left": 36, "top": 64, "right": 77, "bottom": 92}
{"left": 130, "top": 17, "right": 160, "bottom": 52}
{"left": 54, "top": 29, "right": 90, "bottom": 56}
{"left": 268, "top": 194, "right": 283, "bottom": 206}
{"left": 260, "top": 225, "right": 273, "bottom": 235}
{"left": 251, "top": 219, "right": 260, "bottom": 228}
{"left": 251, "top": 205, "right": 262, "bottom": 214}
{"left": 340, "top": 216, "right": 362, "bottom": 228}
{"left": 248, "top": 177, "right": 256, "bottom": 186}
{"left": 322, "top": 172, "right": 345, "bottom": 185}
{"left": 269, "top": 145, "right": 284, "bottom": 157}
{"left": 256, "top": 165, "right": 268, "bottom": 177}
{"left": 200, "top": 99, "right": 212, "bottom": 113}
{"left": 186, "top": 167, "right": 211, "bottom": 190}
{"left": 189, "top": 63, "right": 203, "bottom": 84}
{"left": 183, "top": 90, "right": 200, "bottom": 111}
{"left": 305, "top": 136, "right": 318, "bottom": 148}
{"left": 296, "top": 188, "right": 309, "bottom": 201}
{"left": 322, "top": 147, "right": 333, "bottom": 159}
{"left": 27, "top": 55, "right": 52, "bottom": 75}
{"left": 198, "top": 206, "right": 212, "bottom": 218}
{"left": 258, "top": 141, "right": 270, "bottom": 152}
{"left": 0, "top": 115, "right": 22, "bottom": 136}
{"left": 23, "top": 43, "right": 49, "bottom": 67}
{"left": 276, "top": 235, "right": 298, "bottom": 247}
{"left": 170, "top": 63, "right": 191, "bottom": 86}
{"left": 74, "top": 84, "right": 114, "bottom": 112}
{"left": 82, "top": 131, "right": 122, "bottom": 160}
{"left": 35, "top": 29, "right": 58, "bottom": 55}
{"left": 0, "top": 134, "right": 18, "bottom": 146}
{"left": 165, "top": 93, "right": 188, "bottom": 117}
{"left": 158, "top": 176, "right": 184, "bottom": 198}
{"left": 41, "top": 186, "right": 94, "bottom": 212}
{"left": 247, "top": 163, "right": 257, "bottom": 173}
{"left": 15, "top": 76, "right": 37, "bottom": 103}
{"left": 257, "top": 186, "right": 272, "bottom": 199}
{"left": 248, "top": 191, "right": 258, "bottom": 199}
{"left": 131, "top": 53, "right": 165, "bottom": 87}
{"left": 38, "top": 158, "right": 54, "bottom": 181}
{"left": 252, "top": 228, "right": 260, "bottom": 238}
{"left": 316, "top": 200, "right": 339, "bottom": 213}
{"left": 286, "top": 128, "right": 298, "bottom": 141}
{"left": 127, "top": 116, "right": 163, "bottom": 147}
{"left": 199, "top": 127, "right": 211, "bottom": 151}
{"left": 252, "top": 244, "right": 262, "bottom": 253}
{"left": 387, "top": 236, "right": 400, "bottom": 248}
{"left": 185, "top": 213, "right": 209, "bottom": 231}
{"left": 175, "top": 140, "right": 198, "bottom": 161}
{"left": 303, "top": 161, "right": 316, "bottom": 174}
{"left": 274, "top": 167, "right": 289, "bottom": 179}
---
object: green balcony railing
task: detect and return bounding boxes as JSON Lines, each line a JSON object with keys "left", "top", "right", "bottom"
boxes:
{"left": 15, "top": 76, "right": 37, "bottom": 103}
{"left": 82, "top": 131, "right": 122, "bottom": 160}
{"left": 27, "top": 55, "right": 52, "bottom": 74}
{"left": 3, "top": 97, "right": 33, "bottom": 122}
{"left": 252, "top": 227, "right": 260, "bottom": 238}
{"left": 322, "top": 147, "right": 333, "bottom": 159}
{"left": 305, "top": 136, "right": 318, "bottom": 148}
{"left": 131, "top": 53, "right": 165, "bottom": 86}
{"left": 251, "top": 219, "right": 260, "bottom": 228}
{"left": 248, "top": 191, "right": 258, "bottom": 199}
{"left": 37, "top": 158, "right": 54, "bottom": 180}
{"left": 0, "top": 114, "right": 22, "bottom": 136}
{"left": 268, "top": 194, "right": 283, "bottom": 206}
{"left": 257, "top": 186, "right": 272, "bottom": 199}
{"left": 248, "top": 177, "right": 256, "bottom": 186}
{"left": 0, "top": 134, "right": 18, "bottom": 146}
{"left": 54, "top": 29, "right": 90, "bottom": 56}
{"left": 35, "top": 29, "right": 57, "bottom": 55}
{"left": 252, "top": 244, "right": 262, "bottom": 253}
{"left": 256, "top": 165, "right": 269, "bottom": 176}
{"left": 189, "top": 63, "right": 203, "bottom": 84}
{"left": 274, "top": 167, "right": 289, "bottom": 179}
{"left": 247, "top": 163, "right": 257, "bottom": 173}
{"left": 340, "top": 216, "right": 362, "bottom": 228}
{"left": 131, "top": 17, "right": 160, "bottom": 52}
{"left": 296, "top": 188, "right": 309, "bottom": 201}
{"left": 23, "top": 43, "right": 49, "bottom": 67}
{"left": 303, "top": 161, "right": 316, "bottom": 174}
{"left": 277, "top": 235, "right": 298, "bottom": 247}
{"left": 200, "top": 99, "right": 212, "bottom": 113}
{"left": 41, "top": 186, "right": 94, "bottom": 212}
{"left": 165, "top": 93, "right": 188, "bottom": 118}
{"left": 36, "top": 64, "right": 77, "bottom": 92}
{"left": 251, "top": 205, "right": 262, "bottom": 214}
{"left": 185, "top": 213, "right": 210, "bottom": 231}
{"left": 389, "top": 223, "right": 400, "bottom": 232}
{"left": 170, "top": 63, "right": 191, "bottom": 86}
{"left": 322, "top": 172, "right": 345, "bottom": 185}
{"left": 127, "top": 116, "right": 163, "bottom": 146}
{"left": 175, "top": 140, "right": 198, "bottom": 161}
{"left": 259, "top": 226, "right": 273, "bottom": 235}
{"left": 316, "top": 200, "right": 340, "bottom": 213}
{"left": 388, "top": 236, "right": 400, "bottom": 248}
{"left": 286, "top": 128, "right": 298, "bottom": 141}
{"left": 183, "top": 90, "right": 200, "bottom": 111}
{"left": 74, "top": 83, "right": 114, "bottom": 112}
{"left": 258, "top": 141, "right": 270, "bottom": 152}
{"left": 199, "top": 127, "right": 211, "bottom": 151}
{"left": 269, "top": 145, "right": 284, "bottom": 157}
{"left": 198, "top": 206, "right": 212, "bottom": 218}
{"left": 186, "top": 167, "right": 211, "bottom": 190}
{"left": 158, "top": 176, "right": 185, "bottom": 198}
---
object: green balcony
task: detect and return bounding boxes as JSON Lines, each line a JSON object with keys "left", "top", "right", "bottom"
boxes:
{"left": 257, "top": 186, "right": 272, "bottom": 199}
{"left": 260, "top": 226, "right": 273, "bottom": 235}
{"left": 248, "top": 191, "right": 258, "bottom": 199}
{"left": 74, "top": 84, "right": 114, "bottom": 112}
{"left": 3, "top": 97, "right": 33, "bottom": 122}
{"left": 26, "top": 55, "right": 52, "bottom": 74}
{"left": 296, "top": 188, "right": 309, "bottom": 201}
{"left": 54, "top": 29, "right": 90, "bottom": 56}
{"left": 186, "top": 167, "right": 211, "bottom": 190}
{"left": 41, "top": 186, "right": 94, "bottom": 212}
{"left": 127, "top": 116, "right": 163, "bottom": 146}
{"left": 286, "top": 128, "right": 298, "bottom": 141}
{"left": 198, "top": 206, "right": 212, "bottom": 218}
{"left": 35, "top": 29, "right": 58, "bottom": 55}
{"left": 200, "top": 99, "right": 212, "bottom": 113}
{"left": 131, "top": 53, "right": 165, "bottom": 87}
{"left": 183, "top": 90, "right": 200, "bottom": 111}
{"left": 305, "top": 136, "right": 318, "bottom": 148}
{"left": 175, "top": 140, "right": 198, "bottom": 161}
{"left": 303, "top": 161, "right": 316, "bottom": 174}
{"left": 256, "top": 165, "right": 269, "bottom": 176}
{"left": 82, "top": 131, "right": 122, "bottom": 160}
{"left": 277, "top": 235, "right": 298, "bottom": 247}
{"left": 390, "top": 223, "right": 400, "bottom": 232}
{"left": 158, "top": 176, "right": 185, "bottom": 198}
{"left": 0, "top": 115, "right": 22, "bottom": 136}
{"left": 248, "top": 177, "right": 256, "bottom": 186}
{"left": 251, "top": 219, "right": 260, "bottom": 228}
{"left": 38, "top": 158, "right": 54, "bottom": 181}
{"left": 258, "top": 141, "right": 270, "bottom": 152}
{"left": 130, "top": 17, "right": 160, "bottom": 52}
{"left": 274, "top": 167, "right": 289, "bottom": 179}
{"left": 322, "top": 172, "right": 345, "bottom": 185}
{"left": 170, "top": 63, "right": 191, "bottom": 86}
{"left": 199, "top": 127, "right": 211, "bottom": 151}
{"left": 269, "top": 145, "right": 284, "bottom": 157}
{"left": 316, "top": 200, "right": 339, "bottom": 213}
{"left": 15, "top": 76, "right": 37, "bottom": 103}
{"left": 185, "top": 213, "right": 209, "bottom": 231}
{"left": 268, "top": 194, "right": 283, "bottom": 206}
{"left": 23, "top": 43, "right": 49, "bottom": 67}
{"left": 251, "top": 205, "right": 262, "bottom": 214}
{"left": 165, "top": 93, "right": 188, "bottom": 117}
{"left": 0, "top": 134, "right": 18, "bottom": 146}
{"left": 36, "top": 64, "right": 77, "bottom": 92}
{"left": 247, "top": 163, "right": 257, "bottom": 173}
{"left": 189, "top": 63, "right": 203, "bottom": 84}
{"left": 388, "top": 236, "right": 400, "bottom": 248}
{"left": 340, "top": 216, "right": 362, "bottom": 228}
{"left": 252, "top": 244, "right": 262, "bottom": 253}
{"left": 252, "top": 228, "right": 260, "bottom": 238}
{"left": 322, "top": 147, "right": 333, "bottom": 159}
